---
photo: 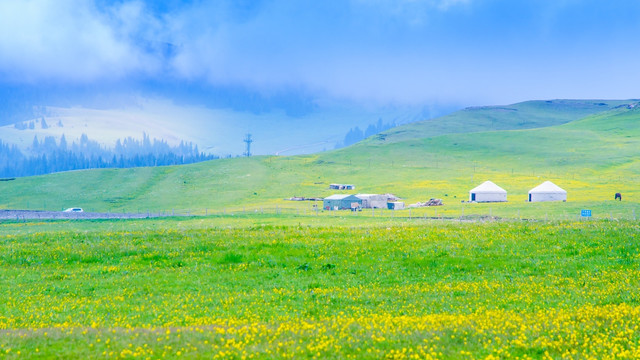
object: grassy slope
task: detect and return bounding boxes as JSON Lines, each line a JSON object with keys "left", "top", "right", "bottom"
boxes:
{"left": 1, "top": 100, "right": 639, "bottom": 220}
{"left": 367, "top": 99, "right": 633, "bottom": 144}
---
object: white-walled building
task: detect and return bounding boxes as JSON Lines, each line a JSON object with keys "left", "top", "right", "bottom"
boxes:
{"left": 355, "top": 194, "right": 390, "bottom": 209}
{"left": 528, "top": 181, "right": 567, "bottom": 202}
{"left": 469, "top": 181, "right": 507, "bottom": 202}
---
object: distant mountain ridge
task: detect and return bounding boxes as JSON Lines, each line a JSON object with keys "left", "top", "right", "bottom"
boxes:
{"left": 365, "top": 99, "right": 635, "bottom": 145}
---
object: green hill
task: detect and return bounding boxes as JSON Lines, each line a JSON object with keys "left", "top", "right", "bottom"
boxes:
{"left": 1, "top": 99, "right": 639, "bottom": 220}
{"left": 369, "top": 99, "right": 632, "bottom": 144}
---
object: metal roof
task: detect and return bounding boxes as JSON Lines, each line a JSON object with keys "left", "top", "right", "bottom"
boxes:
{"left": 324, "top": 194, "right": 358, "bottom": 200}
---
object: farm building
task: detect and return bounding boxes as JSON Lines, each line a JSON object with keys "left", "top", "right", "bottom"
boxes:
{"left": 384, "top": 193, "right": 400, "bottom": 202}
{"left": 387, "top": 201, "right": 405, "bottom": 210}
{"left": 469, "top": 181, "right": 507, "bottom": 202}
{"left": 355, "top": 194, "right": 390, "bottom": 209}
{"left": 528, "top": 181, "right": 567, "bottom": 202}
{"left": 323, "top": 194, "right": 362, "bottom": 210}
{"left": 330, "top": 184, "right": 355, "bottom": 190}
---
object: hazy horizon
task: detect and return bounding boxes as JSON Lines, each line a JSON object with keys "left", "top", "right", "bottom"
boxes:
{"left": 1, "top": 0, "right": 639, "bottom": 155}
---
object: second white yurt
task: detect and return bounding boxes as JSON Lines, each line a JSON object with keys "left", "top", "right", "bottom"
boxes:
{"left": 528, "top": 181, "right": 567, "bottom": 202}
{"left": 469, "top": 181, "right": 507, "bottom": 202}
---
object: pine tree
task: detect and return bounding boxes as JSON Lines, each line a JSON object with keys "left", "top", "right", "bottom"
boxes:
{"left": 32, "top": 136, "right": 39, "bottom": 151}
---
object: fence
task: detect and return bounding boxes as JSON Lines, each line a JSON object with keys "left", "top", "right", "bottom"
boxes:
{"left": 3, "top": 202, "right": 638, "bottom": 223}
{"left": 95, "top": 204, "right": 639, "bottom": 223}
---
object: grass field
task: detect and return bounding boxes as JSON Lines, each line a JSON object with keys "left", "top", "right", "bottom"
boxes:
{"left": 1, "top": 100, "right": 640, "bottom": 358}
{"left": 1, "top": 216, "right": 640, "bottom": 358}
{"left": 0, "top": 100, "right": 638, "bottom": 222}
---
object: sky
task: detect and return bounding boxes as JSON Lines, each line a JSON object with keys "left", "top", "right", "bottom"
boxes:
{"left": 0, "top": 0, "right": 639, "bottom": 156}
{"left": 0, "top": 0, "right": 639, "bottom": 109}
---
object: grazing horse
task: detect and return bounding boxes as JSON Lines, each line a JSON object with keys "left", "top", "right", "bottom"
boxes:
{"left": 615, "top": 193, "right": 622, "bottom": 201}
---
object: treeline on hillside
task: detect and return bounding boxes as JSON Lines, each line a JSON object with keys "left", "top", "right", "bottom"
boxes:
{"left": 14, "top": 117, "right": 60, "bottom": 130}
{"left": 335, "top": 118, "right": 396, "bottom": 148}
{"left": 0, "top": 133, "right": 217, "bottom": 177}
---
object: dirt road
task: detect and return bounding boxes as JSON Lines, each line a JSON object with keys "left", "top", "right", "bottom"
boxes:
{"left": 0, "top": 210, "right": 168, "bottom": 220}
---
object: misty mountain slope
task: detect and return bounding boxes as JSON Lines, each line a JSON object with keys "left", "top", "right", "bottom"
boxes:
{"left": 1, "top": 102, "right": 639, "bottom": 214}
{"left": 0, "top": 100, "right": 431, "bottom": 156}
{"left": 364, "top": 99, "right": 634, "bottom": 145}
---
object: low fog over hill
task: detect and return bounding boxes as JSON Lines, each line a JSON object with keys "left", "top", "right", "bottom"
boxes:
{"left": 0, "top": 97, "right": 448, "bottom": 157}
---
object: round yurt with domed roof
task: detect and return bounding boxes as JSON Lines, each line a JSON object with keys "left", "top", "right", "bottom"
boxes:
{"left": 469, "top": 181, "right": 507, "bottom": 202}
{"left": 528, "top": 181, "right": 567, "bottom": 202}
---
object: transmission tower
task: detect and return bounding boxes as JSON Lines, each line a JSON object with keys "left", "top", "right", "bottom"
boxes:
{"left": 243, "top": 133, "right": 253, "bottom": 157}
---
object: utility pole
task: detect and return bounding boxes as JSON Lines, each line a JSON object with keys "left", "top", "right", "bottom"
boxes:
{"left": 243, "top": 133, "right": 253, "bottom": 157}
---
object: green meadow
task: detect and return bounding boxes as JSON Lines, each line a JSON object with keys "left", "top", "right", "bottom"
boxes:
{"left": 1, "top": 99, "right": 639, "bottom": 358}
{"left": 1, "top": 217, "right": 640, "bottom": 358}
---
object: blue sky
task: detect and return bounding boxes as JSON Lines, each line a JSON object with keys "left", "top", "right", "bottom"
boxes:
{"left": 1, "top": 0, "right": 639, "bottom": 110}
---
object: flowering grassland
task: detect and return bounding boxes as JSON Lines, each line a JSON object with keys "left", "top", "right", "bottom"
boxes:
{"left": 1, "top": 220, "right": 640, "bottom": 358}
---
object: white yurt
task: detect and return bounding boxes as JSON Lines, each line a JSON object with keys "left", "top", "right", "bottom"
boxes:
{"left": 469, "top": 181, "right": 507, "bottom": 202}
{"left": 528, "top": 181, "right": 567, "bottom": 202}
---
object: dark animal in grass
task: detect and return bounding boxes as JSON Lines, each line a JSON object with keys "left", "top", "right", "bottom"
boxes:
{"left": 615, "top": 193, "right": 622, "bottom": 201}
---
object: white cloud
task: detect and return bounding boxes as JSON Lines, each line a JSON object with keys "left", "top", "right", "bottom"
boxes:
{"left": 0, "top": 0, "right": 475, "bottom": 86}
{"left": 0, "top": 0, "right": 160, "bottom": 82}
{"left": 0, "top": 0, "right": 639, "bottom": 107}
{"left": 435, "top": 0, "right": 471, "bottom": 10}
{"left": 351, "top": 0, "right": 472, "bottom": 25}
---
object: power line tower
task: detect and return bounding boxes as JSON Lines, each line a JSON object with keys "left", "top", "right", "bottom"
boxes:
{"left": 243, "top": 133, "right": 253, "bottom": 157}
